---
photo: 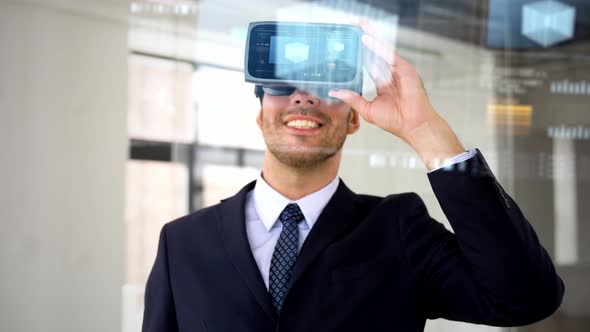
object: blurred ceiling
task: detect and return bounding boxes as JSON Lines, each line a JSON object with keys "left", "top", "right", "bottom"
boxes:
{"left": 348, "top": 0, "right": 589, "bottom": 54}
{"left": 130, "top": 0, "right": 590, "bottom": 58}
{"left": 353, "top": 0, "right": 486, "bottom": 45}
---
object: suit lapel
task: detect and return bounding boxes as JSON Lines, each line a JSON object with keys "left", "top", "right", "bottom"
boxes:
{"left": 215, "top": 179, "right": 361, "bottom": 319}
{"left": 216, "top": 180, "right": 278, "bottom": 323}
{"left": 288, "top": 179, "right": 361, "bottom": 290}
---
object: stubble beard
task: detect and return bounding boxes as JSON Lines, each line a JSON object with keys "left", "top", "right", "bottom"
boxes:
{"left": 261, "top": 111, "right": 348, "bottom": 169}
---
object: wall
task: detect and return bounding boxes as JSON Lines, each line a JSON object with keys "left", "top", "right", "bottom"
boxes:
{"left": 0, "top": 0, "right": 129, "bottom": 331}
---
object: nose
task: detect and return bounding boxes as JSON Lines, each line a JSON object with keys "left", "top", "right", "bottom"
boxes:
{"left": 290, "top": 89, "right": 320, "bottom": 106}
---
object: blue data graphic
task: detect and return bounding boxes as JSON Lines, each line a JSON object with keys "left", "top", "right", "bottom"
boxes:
{"left": 487, "top": 0, "right": 590, "bottom": 49}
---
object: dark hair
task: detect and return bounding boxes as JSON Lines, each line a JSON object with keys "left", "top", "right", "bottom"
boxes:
{"left": 254, "top": 85, "right": 264, "bottom": 104}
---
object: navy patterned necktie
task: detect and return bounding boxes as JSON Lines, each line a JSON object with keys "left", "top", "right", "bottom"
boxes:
{"left": 269, "top": 203, "right": 305, "bottom": 312}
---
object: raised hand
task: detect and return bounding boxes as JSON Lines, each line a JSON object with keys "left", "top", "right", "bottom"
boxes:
{"left": 329, "top": 20, "right": 465, "bottom": 171}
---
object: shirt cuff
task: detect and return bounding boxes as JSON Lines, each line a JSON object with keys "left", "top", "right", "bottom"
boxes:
{"left": 428, "top": 149, "right": 478, "bottom": 173}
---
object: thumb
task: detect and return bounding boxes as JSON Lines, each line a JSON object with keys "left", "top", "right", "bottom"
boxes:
{"left": 328, "top": 89, "right": 372, "bottom": 123}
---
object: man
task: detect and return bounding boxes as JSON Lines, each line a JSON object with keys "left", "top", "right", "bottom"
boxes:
{"left": 142, "top": 22, "right": 564, "bottom": 332}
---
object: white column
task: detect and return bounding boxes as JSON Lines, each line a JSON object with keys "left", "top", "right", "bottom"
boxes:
{"left": 0, "top": 1, "right": 129, "bottom": 331}
{"left": 553, "top": 137, "right": 578, "bottom": 265}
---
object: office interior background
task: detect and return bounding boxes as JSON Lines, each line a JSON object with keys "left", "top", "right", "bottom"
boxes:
{"left": 0, "top": 0, "right": 588, "bottom": 331}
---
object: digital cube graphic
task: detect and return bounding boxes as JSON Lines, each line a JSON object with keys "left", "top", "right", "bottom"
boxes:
{"left": 284, "top": 42, "right": 310, "bottom": 63}
{"left": 522, "top": 0, "right": 576, "bottom": 47}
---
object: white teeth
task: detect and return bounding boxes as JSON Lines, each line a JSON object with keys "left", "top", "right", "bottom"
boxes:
{"left": 286, "top": 120, "right": 320, "bottom": 129}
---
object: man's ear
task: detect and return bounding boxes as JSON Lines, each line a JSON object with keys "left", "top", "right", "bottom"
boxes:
{"left": 256, "top": 108, "right": 263, "bottom": 130}
{"left": 347, "top": 109, "right": 360, "bottom": 134}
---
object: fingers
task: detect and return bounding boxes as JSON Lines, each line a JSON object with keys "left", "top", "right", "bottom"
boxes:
{"left": 359, "top": 19, "right": 396, "bottom": 64}
{"left": 361, "top": 34, "right": 412, "bottom": 72}
{"left": 356, "top": 18, "right": 418, "bottom": 98}
{"left": 358, "top": 22, "right": 399, "bottom": 93}
{"left": 362, "top": 34, "right": 396, "bottom": 66}
{"left": 358, "top": 19, "right": 379, "bottom": 38}
{"left": 358, "top": 20, "right": 413, "bottom": 71}
{"left": 365, "top": 59, "right": 396, "bottom": 94}
{"left": 328, "top": 89, "right": 372, "bottom": 123}
{"left": 359, "top": 29, "right": 417, "bottom": 97}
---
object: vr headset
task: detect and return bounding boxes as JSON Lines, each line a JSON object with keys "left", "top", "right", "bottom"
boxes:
{"left": 244, "top": 21, "right": 363, "bottom": 101}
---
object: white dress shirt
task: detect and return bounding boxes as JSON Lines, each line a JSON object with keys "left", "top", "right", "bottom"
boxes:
{"left": 245, "top": 174, "right": 339, "bottom": 290}
{"left": 244, "top": 149, "right": 476, "bottom": 290}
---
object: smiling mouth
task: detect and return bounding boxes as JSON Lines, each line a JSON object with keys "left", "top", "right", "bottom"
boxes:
{"left": 285, "top": 119, "right": 323, "bottom": 129}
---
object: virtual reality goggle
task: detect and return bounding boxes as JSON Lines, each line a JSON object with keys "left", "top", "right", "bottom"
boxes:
{"left": 244, "top": 21, "right": 363, "bottom": 101}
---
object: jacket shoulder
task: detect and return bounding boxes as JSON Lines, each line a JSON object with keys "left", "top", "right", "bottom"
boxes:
{"left": 351, "top": 191, "right": 425, "bottom": 218}
{"left": 165, "top": 202, "right": 222, "bottom": 234}
{"left": 355, "top": 191, "right": 422, "bottom": 207}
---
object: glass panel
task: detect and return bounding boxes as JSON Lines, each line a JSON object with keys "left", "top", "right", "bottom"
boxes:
{"left": 125, "top": 5, "right": 197, "bottom": 329}
{"left": 126, "top": 0, "right": 590, "bottom": 331}
{"left": 7, "top": 0, "right": 588, "bottom": 331}
{"left": 193, "top": 66, "right": 266, "bottom": 150}
{"left": 124, "top": 160, "right": 188, "bottom": 331}
{"left": 128, "top": 54, "right": 194, "bottom": 143}
{"left": 201, "top": 164, "right": 260, "bottom": 207}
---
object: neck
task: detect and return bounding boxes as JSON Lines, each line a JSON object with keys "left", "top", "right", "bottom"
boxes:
{"left": 261, "top": 151, "right": 341, "bottom": 201}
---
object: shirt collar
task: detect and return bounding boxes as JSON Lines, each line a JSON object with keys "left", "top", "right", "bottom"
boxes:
{"left": 252, "top": 173, "right": 340, "bottom": 232}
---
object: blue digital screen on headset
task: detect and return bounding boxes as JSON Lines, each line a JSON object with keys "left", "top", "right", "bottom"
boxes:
{"left": 267, "top": 34, "right": 357, "bottom": 81}
{"left": 247, "top": 23, "right": 360, "bottom": 83}
{"left": 269, "top": 35, "right": 354, "bottom": 65}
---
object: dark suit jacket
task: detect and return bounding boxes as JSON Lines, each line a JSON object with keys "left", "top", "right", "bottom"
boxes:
{"left": 143, "top": 151, "right": 564, "bottom": 332}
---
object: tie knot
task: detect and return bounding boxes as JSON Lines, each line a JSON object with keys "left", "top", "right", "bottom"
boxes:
{"left": 279, "top": 203, "right": 304, "bottom": 226}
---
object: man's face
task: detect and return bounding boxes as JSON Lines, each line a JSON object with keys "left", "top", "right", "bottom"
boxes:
{"left": 256, "top": 89, "right": 360, "bottom": 169}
